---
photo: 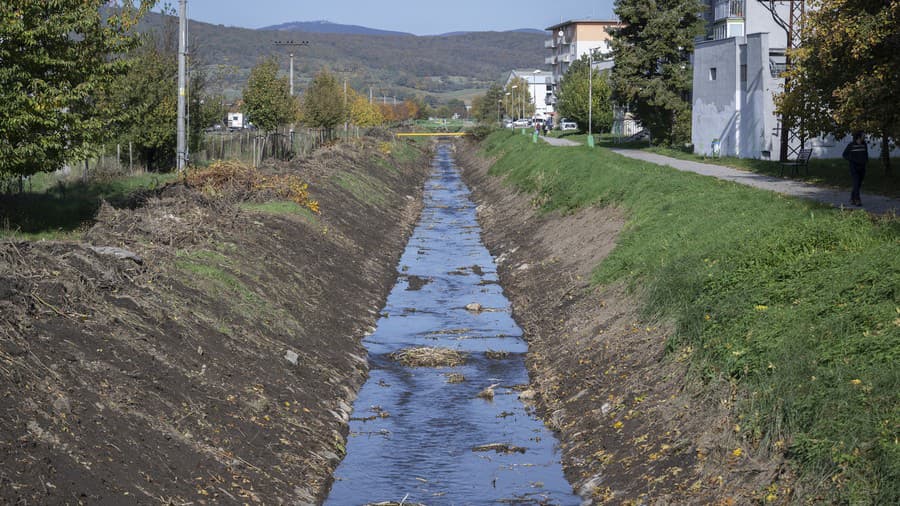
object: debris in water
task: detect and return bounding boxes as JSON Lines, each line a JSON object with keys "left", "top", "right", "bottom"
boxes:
{"left": 465, "top": 302, "right": 483, "bottom": 313}
{"left": 389, "top": 347, "right": 466, "bottom": 367}
{"left": 477, "top": 383, "right": 500, "bottom": 401}
{"left": 444, "top": 373, "right": 466, "bottom": 384}
{"left": 473, "top": 443, "right": 526, "bottom": 454}
{"left": 484, "top": 350, "right": 510, "bottom": 360}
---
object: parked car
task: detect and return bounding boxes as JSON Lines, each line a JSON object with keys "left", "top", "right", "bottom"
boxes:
{"left": 560, "top": 121, "right": 578, "bottom": 131}
{"left": 512, "top": 119, "right": 531, "bottom": 128}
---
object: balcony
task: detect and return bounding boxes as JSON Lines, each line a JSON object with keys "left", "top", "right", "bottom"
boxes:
{"left": 544, "top": 39, "right": 557, "bottom": 49}
{"left": 560, "top": 53, "right": 574, "bottom": 64}
{"left": 714, "top": 0, "right": 744, "bottom": 21}
{"left": 545, "top": 56, "right": 557, "bottom": 65}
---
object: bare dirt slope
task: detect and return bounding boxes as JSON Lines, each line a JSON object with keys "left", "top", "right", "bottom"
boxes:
{"left": 458, "top": 143, "right": 789, "bottom": 504}
{"left": 0, "top": 138, "right": 428, "bottom": 504}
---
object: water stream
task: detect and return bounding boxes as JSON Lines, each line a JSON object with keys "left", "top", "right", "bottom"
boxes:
{"left": 325, "top": 145, "right": 579, "bottom": 505}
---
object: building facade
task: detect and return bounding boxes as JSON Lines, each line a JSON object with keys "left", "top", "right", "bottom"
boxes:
{"left": 544, "top": 20, "right": 621, "bottom": 114}
{"left": 505, "top": 70, "right": 554, "bottom": 119}
{"left": 692, "top": 1, "right": 897, "bottom": 160}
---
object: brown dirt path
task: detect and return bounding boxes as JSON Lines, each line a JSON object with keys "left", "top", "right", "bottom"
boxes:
{"left": 0, "top": 138, "right": 429, "bottom": 504}
{"left": 457, "top": 142, "right": 791, "bottom": 505}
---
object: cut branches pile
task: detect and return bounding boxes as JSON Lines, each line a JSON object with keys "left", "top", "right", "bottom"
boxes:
{"left": 186, "top": 161, "right": 319, "bottom": 213}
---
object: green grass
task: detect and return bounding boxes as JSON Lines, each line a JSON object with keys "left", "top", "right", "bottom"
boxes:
{"left": 482, "top": 131, "right": 900, "bottom": 504}
{"left": 331, "top": 172, "right": 390, "bottom": 206}
{"left": 175, "top": 253, "right": 260, "bottom": 306}
{"left": 640, "top": 144, "right": 900, "bottom": 199}
{"left": 239, "top": 200, "right": 319, "bottom": 222}
{"left": 1, "top": 173, "right": 177, "bottom": 240}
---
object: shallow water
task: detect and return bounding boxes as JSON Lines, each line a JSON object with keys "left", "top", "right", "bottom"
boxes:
{"left": 324, "top": 145, "right": 579, "bottom": 505}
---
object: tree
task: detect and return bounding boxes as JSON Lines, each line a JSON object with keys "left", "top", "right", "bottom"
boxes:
{"left": 472, "top": 84, "right": 506, "bottom": 124}
{"left": 504, "top": 77, "right": 534, "bottom": 119}
{"left": 0, "top": 1, "right": 152, "bottom": 177}
{"left": 778, "top": 0, "right": 898, "bottom": 174}
{"left": 243, "top": 58, "right": 296, "bottom": 133}
{"left": 348, "top": 89, "right": 383, "bottom": 127}
{"left": 610, "top": 0, "right": 705, "bottom": 146}
{"left": 101, "top": 14, "right": 207, "bottom": 171}
{"left": 302, "top": 69, "right": 346, "bottom": 132}
{"left": 557, "top": 55, "right": 614, "bottom": 133}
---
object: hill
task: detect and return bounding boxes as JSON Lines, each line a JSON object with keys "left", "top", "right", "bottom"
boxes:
{"left": 138, "top": 12, "right": 547, "bottom": 101}
{"left": 260, "top": 20, "right": 413, "bottom": 37}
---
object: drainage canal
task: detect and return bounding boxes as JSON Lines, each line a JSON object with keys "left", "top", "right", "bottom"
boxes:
{"left": 325, "top": 144, "right": 579, "bottom": 505}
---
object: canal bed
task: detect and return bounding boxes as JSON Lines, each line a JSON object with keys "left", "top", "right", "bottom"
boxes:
{"left": 325, "top": 145, "right": 579, "bottom": 505}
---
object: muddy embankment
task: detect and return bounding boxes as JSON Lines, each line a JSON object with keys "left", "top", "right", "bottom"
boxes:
{"left": 0, "top": 137, "right": 429, "bottom": 504}
{"left": 457, "top": 142, "right": 787, "bottom": 504}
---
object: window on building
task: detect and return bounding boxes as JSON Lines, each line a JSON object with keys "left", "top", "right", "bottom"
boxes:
{"left": 709, "top": 67, "right": 717, "bottom": 81}
{"left": 740, "top": 64, "right": 747, "bottom": 83}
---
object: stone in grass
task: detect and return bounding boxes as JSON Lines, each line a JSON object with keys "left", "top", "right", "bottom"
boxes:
{"left": 284, "top": 349, "right": 299, "bottom": 365}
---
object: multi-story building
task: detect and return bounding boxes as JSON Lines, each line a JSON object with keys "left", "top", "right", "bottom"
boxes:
{"left": 505, "top": 70, "right": 554, "bottom": 119}
{"left": 544, "top": 20, "right": 621, "bottom": 115}
{"left": 692, "top": 1, "right": 897, "bottom": 160}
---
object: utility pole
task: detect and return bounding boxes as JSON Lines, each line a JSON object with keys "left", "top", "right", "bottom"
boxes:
{"left": 588, "top": 48, "right": 598, "bottom": 148}
{"left": 176, "top": 0, "right": 187, "bottom": 172}
{"left": 273, "top": 40, "right": 309, "bottom": 96}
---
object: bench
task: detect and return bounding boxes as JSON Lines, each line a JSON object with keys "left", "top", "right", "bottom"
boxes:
{"left": 780, "top": 148, "right": 813, "bottom": 177}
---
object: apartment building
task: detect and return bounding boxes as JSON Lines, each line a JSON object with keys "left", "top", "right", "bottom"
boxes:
{"left": 504, "top": 70, "right": 554, "bottom": 118}
{"left": 544, "top": 20, "right": 621, "bottom": 112}
{"left": 692, "top": 1, "right": 896, "bottom": 160}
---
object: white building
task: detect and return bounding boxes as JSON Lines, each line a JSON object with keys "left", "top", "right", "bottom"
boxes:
{"left": 691, "top": 1, "right": 897, "bottom": 160}
{"left": 544, "top": 20, "right": 621, "bottom": 116}
{"left": 505, "top": 70, "right": 554, "bottom": 119}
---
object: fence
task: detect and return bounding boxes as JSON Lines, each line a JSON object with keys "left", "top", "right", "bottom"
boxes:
{"left": 1, "top": 126, "right": 364, "bottom": 193}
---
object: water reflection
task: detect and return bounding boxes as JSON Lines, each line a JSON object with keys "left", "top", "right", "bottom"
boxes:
{"left": 325, "top": 145, "right": 579, "bottom": 505}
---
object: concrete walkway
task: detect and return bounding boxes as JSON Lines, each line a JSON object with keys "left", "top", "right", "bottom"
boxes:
{"left": 611, "top": 150, "right": 898, "bottom": 215}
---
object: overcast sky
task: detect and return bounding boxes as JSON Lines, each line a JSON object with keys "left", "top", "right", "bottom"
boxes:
{"left": 176, "top": 0, "right": 618, "bottom": 35}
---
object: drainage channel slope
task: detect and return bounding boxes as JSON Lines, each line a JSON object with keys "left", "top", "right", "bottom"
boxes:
{"left": 325, "top": 144, "right": 580, "bottom": 505}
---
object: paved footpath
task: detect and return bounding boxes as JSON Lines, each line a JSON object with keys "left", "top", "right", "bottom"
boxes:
{"left": 537, "top": 136, "right": 897, "bottom": 214}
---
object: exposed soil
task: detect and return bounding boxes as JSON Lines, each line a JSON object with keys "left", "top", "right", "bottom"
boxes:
{"left": 0, "top": 138, "right": 429, "bottom": 504}
{"left": 457, "top": 143, "right": 791, "bottom": 504}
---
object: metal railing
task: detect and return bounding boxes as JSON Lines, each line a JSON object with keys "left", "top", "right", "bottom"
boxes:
{"left": 714, "top": 0, "right": 744, "bottom": 21}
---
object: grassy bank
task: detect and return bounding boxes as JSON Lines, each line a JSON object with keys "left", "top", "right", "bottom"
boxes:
{"left": 642, "top": 145, "right": 900, "bottom": 199}
{"left": 1, "top": 173, "right": 176, "bottom": 240}
{"left": 482, "top": 131, "right": 899, "bottom": 504}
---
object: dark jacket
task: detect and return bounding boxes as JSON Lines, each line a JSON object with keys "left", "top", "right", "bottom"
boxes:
{"left": 843, "top": 141, "right": 869, "bottom": 167}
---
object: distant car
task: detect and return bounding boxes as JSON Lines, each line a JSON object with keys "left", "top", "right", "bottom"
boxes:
{"left": 560, "top": 121, "right": 578, "bottom": 131}
{"left": 512, "top": 119, "right": 531, "bottom": 128}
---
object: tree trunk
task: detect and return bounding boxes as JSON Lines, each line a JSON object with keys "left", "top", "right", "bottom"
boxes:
{"left": 881, "top": 133, "right": 891, "bottom": 176}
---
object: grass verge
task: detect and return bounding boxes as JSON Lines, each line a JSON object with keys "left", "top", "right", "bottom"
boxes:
{"left": 0, "top": 173, "right": 176, "bottom": 240}
{"left": 637, "top": 143, "right": 900, "bottom": 199}
{"left": 482, "top": 131, "right": 899, "bottom": 504}
{"left": 240, "top": 201, "right": 319, "bottom": 222}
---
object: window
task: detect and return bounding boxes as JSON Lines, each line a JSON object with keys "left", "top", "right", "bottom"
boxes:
{"left": 740, "top": 64, "right": 747, "bottom": 83}
{"left": 709, "top": 67, "right": 717, "bottom": 81}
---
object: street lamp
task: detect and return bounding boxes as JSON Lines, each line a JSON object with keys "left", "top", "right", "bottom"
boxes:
{"left": 532, "top": 69, "right": 541, "bottom": 119}
{"left": 511, "top": 85, "right": 518, "bottom": 120}
{"left": 505, "top": 92, "right": 511, "bottom": 120}
{"left": 497, "top": 98, "right": 502, "bottom": 125}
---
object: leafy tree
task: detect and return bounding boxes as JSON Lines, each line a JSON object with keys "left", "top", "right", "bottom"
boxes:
{"left": 504, "top": 77, "right": 534, "bottom": 119}
{"left": 302, "top": 68, "right": 346, "bottom": 132}
{"left": 348, "top": 89, "right": 383, "bottom": 127}
{"left": 0, "top": 1, "right": 152, "bottom": 177}
{"left": 778, "top": 0, "right": 898, "bottom": 174}
{"left": 102, "top": 17, "right": 207, "bottom": 171}
{"left": 557, "top": 55, "right": 614, "bottom": 133}
{"left": 472, "top": 84, "right": 506, "bottom": 124}
{"left": 243, "top": 57, "right": 296, "bottom": 133}
{"left": 610, "top": 0, "right": 705, "bottom": 146}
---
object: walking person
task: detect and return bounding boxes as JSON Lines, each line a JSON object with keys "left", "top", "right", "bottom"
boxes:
{"left": 842, "top": 131, "right": 868, "bottom": 206}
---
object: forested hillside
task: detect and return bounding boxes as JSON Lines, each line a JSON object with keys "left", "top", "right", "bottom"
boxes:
{"left": 138, "top": 12, "right": 546, "bottom": 100}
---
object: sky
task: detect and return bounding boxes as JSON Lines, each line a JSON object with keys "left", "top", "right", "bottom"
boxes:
{"left": 176, "top": 0, "right": 618, "bottom": 35}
